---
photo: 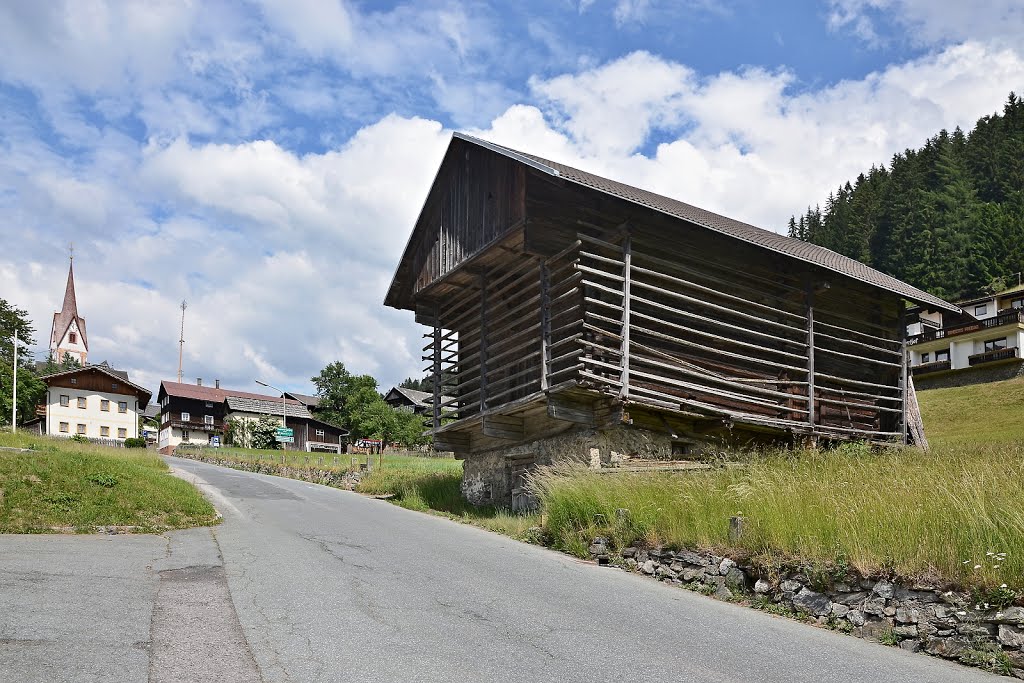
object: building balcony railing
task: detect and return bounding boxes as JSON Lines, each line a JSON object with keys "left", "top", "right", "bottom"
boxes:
{"left": 165, "top": 419, "right": 224, "bottom": 432}
{"left": 968, "top": 347, "right": 1021, "bottom": 366}
{"left": 908, "top": 309, "right": 1024, "bottom": 345}
{"left": 911, "top": 360, "right": 952, "bottom": 375}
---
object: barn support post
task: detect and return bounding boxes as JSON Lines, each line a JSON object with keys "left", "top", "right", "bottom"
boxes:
{"left": 431, "top": 305, "right": 442, "bottom": 431}
{"left": 540, "top": 259, "right": 551, "bottom": 392}
{"left": 899, "top": 304, "right": 908, "bottom": 445}
{"left": 619, "top": 231, "right": 632, "bottom": 399}
{"left": 805, "top": 280, "right": 815, "bottom": 426}
{"left": 479, "top": 274, "right": 489, "bottom": 413}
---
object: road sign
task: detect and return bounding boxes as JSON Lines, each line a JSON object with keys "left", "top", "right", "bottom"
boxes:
{"left": 276, "top": 427, "right": 294, "bottom": 438}
{"left": 277, "top": 436, "right": 294, "bottom": 443}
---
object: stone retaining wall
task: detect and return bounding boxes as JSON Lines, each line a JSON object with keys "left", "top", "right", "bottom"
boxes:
{"left": 591, "top": 541, "right": 1024, "bottom": 678}
{"left": 172, "top": 451, "right": 363, "bottom": 490}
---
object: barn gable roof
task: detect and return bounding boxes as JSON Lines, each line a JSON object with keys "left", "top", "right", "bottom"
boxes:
{"left": 385, "top": 133, "right": 958, "bottom": 314}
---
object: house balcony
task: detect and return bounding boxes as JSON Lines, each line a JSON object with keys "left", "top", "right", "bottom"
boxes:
{"left": 164, "top": 419, "right": 224, "bottom": 433}
{"left": 911, "top": 360, "right": 952, "bottom": 375}
{"left": 908, "top": 309, "right": 1024, "bottom": 345}
{"left": 968, "top": 347, "right": 1021, "bottom": 366}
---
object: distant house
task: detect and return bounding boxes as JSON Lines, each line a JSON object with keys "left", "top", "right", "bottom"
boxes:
{"left": 157, "top": 379, "right": 348, "bottom": 454}
{"left": 40, "top": 364, "right": 151, "bottom": 442}
{"left": 383, "top": 386, "right": 432, "bottom": 414}
{"left": 907, "top": 284, "right": 1024, "bottom": 387}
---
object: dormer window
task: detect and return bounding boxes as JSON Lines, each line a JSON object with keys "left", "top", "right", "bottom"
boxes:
{"left": 976, "top": 304, "right": 988, "bottom": 316}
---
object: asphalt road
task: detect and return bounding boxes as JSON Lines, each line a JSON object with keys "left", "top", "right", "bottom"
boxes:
{"left": 0, "top": 457, "right": 1004, "bottom": 682}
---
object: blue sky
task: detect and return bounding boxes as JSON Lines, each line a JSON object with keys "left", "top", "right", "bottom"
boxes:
{"left": 1, "top": 0, "right": 1022, "bottom": 396}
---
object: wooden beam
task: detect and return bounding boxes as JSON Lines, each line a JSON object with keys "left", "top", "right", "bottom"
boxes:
{"left": 540, "top": 260, "right": 551, "bottom": 391}
{"left": 431, "top": 306, "right": 442, "bottom": 431}
{"left": 479, "top": 274, "right": 488, "bottom": 413}
{"left": 900, "top": 304, "right": 909, "bottom": 445}
{"left": 547, "top": 392, "right": 597, "bottom": 427}
{"left": 619, "top": 231, "right": 632, "bottom": 399}
{"left": 433, "top": 432, "right": 470, "bottom": 452}
{"left": 481, "top": 414, "right": 525, "bottom": 440}
{"left": 805, "top": 279, "right": 816, "bottom": 426}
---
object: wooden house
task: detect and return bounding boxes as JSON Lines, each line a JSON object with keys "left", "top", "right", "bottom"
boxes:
{"left": 385, "top": 134, "right": 958, "bottom": 507}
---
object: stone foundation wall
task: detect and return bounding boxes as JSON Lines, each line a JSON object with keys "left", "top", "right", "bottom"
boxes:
{"left": 462, "top": 424, "right": 672, "bottom": 506}
{"left": 915, "top": 360, "right": 1024, "bottom": 390}
{"left": 590, "top": 541, "right": 1024, "bottom": 677}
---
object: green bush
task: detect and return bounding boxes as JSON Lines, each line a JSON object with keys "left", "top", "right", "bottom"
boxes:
{"left": 123, "top": 438, "right": 146, "bottom": 449}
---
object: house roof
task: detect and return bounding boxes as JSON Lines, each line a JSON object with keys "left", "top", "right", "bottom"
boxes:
{"left": 41, "top": 364, "right": 151, "bottom": 408}
{"left": 283, "top": 391, "right": 320, "bottom": 408}
{"left": 51, "top": 260, "right": 88, "bottom": 351}
{"left": 387, "top": 133, "right": 959, "bottom": 314}
{"left": 384, "top": 386, "right": 453, "bottom": 407}
{"left": 225, "top": 396, "right": 313, "bottom": 419}
{"left": 158, "top": 381, "right": 306, "bottom": 406}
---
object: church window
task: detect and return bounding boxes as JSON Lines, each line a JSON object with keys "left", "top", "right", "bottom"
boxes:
{"left": 69, "top": 332, "right": 77, "bottom": 344}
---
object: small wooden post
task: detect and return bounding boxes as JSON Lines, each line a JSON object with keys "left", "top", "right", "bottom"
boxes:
{"left": 619, "top": 231, "right": 632, "bottom": 399}
{"left": 729, "top": 515, "right": 745, "bottom": 543}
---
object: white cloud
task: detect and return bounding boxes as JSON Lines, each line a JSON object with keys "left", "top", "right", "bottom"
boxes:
{"left": 828, "top": 0, "right": 1024, "bottom": 47}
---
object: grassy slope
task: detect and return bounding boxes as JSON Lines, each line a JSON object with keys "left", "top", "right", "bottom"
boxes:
{"left": 532, "top": 379, "right": 1024, "bottom": 590}
{"left": 918, "top": 375, "right": 1024, "bottom": 446}
{"left": 0, "top": 433, "right": 218, "bottom": 533}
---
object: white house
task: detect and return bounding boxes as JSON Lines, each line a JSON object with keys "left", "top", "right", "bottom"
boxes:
{"left": 907, "top": 284, "right": 1024, "bottom": 383}
{"left": 42, "top": 365, "right": 152, "bottom": 442}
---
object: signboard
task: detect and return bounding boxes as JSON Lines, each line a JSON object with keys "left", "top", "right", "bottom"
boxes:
{"left": 210, "top": 436, "right": 221, "bottom": 447}
{"left": 275, "top": 427, "right": 294, "bottom": 437}
{"left": 277, "top": 436, "right": 294, "bottom": 443}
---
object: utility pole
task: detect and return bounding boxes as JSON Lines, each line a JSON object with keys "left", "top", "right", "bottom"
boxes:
{"left": 177, "top": 300, "right": 187, "bottom": 383}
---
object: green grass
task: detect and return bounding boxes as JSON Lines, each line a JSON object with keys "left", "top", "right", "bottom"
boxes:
{"left": 529, "top": 441, "right": 1024, "bottom": 591}
{"left": 918, "top": 375, "right": 1024, "bottom": 446}
{"left": 0, "top": 432, "right": 219, "bottom": 533}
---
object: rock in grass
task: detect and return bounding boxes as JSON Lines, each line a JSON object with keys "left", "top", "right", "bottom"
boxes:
{"left": 847, "top": 610, "right": 866, "bottom": 627}
{"left": 641, "top": 560, "right": 656, "bottom": 575}
{"left": 792, "top": 588, "right": 832, "bottom": 616}
{"left": 718, "top": 558, "right": 737, "bottom": 576}
{"left": 999, "top": 625, "right": 1024, "bottom": 649}
{"left": 724, "top": 567, "right": 747, "bottom": 591}
{"left": 754, "top": 579, "right": 772, "bottom": 594}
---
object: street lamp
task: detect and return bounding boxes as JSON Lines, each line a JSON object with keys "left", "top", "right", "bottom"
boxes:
{"left": 254, "top": 379, "right": 287, "bottom": 450}
{"left": 10, "top": 333, "right": 19, "bottom": 436}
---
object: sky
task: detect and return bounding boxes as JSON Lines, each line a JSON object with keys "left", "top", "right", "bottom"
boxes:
{"left": 1, "top": 0, "right": 1023, "bottom": 398}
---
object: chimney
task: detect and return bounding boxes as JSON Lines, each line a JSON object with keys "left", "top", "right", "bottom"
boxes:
{"left": 196, "top": 378, "right": 202, "bottom": 386}
{"left": 215, "top": 379, "right": 220, "bottom": 389}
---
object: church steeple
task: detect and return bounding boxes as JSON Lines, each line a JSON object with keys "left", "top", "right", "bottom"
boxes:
{"left": 50, "top": 251, "right": 88, "bottom": 365}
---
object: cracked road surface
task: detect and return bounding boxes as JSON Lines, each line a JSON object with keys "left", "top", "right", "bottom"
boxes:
{"left": 1, "top": 457, "right": 1002, "bottom": 682}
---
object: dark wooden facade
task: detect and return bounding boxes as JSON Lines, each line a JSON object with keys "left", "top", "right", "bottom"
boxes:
{"left": 386, "top": 135, "right": 957, "bottom": 469}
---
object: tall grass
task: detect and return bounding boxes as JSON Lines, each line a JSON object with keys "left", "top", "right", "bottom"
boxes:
{"left": 531, "top": 442, "right": 1024, "bottom": 590}
{"left": 0, "top": 432, "right": 218, "bottom": 532}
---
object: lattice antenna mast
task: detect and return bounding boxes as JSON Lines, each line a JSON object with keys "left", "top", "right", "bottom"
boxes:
{"left": 177, "top": 300, "right": 187, "bottom": 383}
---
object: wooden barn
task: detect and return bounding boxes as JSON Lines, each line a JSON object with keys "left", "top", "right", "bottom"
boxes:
{"left": 384, "top": 134, "right": 958, "bottom": 507}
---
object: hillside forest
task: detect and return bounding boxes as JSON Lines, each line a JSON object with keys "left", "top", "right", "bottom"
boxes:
{"left": 788, "top": 93, "right": 1024, "bottom": 302}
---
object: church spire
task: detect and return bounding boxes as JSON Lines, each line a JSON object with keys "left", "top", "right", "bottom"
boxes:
{"left": 50, "top": 251, "right": 88, "bottom": 364}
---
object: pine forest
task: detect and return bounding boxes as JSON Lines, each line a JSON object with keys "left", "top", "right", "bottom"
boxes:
{"left": 788, "top": 93, "right": 1024, "bottom": 302}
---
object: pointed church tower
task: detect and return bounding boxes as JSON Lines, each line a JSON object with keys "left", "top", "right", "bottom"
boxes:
{"left": 50, "top": 254, "right": 88, "bottom": 365}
